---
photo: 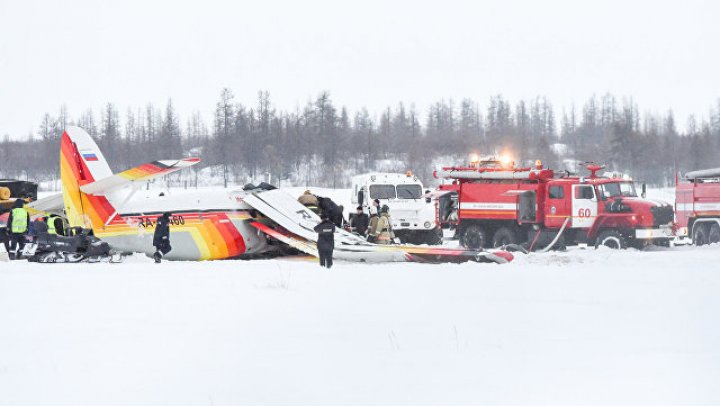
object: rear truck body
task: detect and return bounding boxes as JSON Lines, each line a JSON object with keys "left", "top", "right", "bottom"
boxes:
{"left": 675, "top": 167, "right": 720, "bottom": 245}
{"left": 0, "top": 179, "right": 38, "bottom": 211}
{"left": 434, "top": 159, "right": 674, "bottom": 250}
{"left": 351, "top": 172, "right": 442, "bottom": 244}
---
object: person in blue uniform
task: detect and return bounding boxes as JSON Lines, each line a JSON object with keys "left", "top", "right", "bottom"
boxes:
{"left": 313, "top": 214, "right": 336, "bottom": 268}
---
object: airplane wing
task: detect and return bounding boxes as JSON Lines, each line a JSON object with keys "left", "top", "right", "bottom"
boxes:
{"left": 244, "top": 189, "right": 367, "bottom": 245}
{"left": 246, "top": 190, "right": 514, "bottom": 264}
{"left": 250, "top": 221, "right": 319, "bottom": 256}
{"left": 27, "top": 193, "right": 65, "bottom": 216}
{"left": 81, "top": 158, "right": 201, "bottom": 195}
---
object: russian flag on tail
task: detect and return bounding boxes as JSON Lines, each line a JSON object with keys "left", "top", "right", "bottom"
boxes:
{"left": 82, "top": 153, "right": 99, "bottom": 161}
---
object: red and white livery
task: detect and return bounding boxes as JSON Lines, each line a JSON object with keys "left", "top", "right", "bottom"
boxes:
{"left": 433, "top": 158, "right": 674, "bottom": 250}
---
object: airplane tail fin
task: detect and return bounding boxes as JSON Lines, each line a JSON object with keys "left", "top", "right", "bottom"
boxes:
{"left": 60, "top": 126, "right": 117, "bottom": 229}
{"left": 60, "top": 126, "right": 202, "bottom": 230}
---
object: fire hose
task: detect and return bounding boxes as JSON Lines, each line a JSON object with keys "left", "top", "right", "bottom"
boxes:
{"left": 529, "top": 216, "right": 570, "bottom": 253}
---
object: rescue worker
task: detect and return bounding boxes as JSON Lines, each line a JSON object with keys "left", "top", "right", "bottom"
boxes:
{"left": 0, "top": 221, "right": 9, "bottom": 254}
{"left": 298, "top": 190, "right": 319, "bottom": 214}
{"left": 313, "top": 214, "right": 336, "bottom": 269}
{"left": 318, "top": 197, "right": 344, "bottom": 228}
{"left": 31, "top": 217, "right": 49, "bottom": 237}
{"left": 153, "top": 212, "right": 172, "bottom": 263}
{"left": 7, "top": 199, "right": 29, "bottom": 259}
{"left": 372, "top": 205, "right": 395, "bottom": 245}
{"left": 47, "top": 214, "right": 65, "bottom": 236}
{"left": 336, "top": 205, "right": 347, "bottom": 228}
{"left": 367, "top": 210, "right": 380, "bottom": 243}
{"left": 372, "top": 199, "right": 381, "bottom": 216}
{"left": 349, "top": 206, "right": 369, "bottom": 236}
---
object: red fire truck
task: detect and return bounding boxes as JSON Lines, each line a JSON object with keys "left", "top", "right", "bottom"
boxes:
{"left": 433, "top": 159, "right": 674, "bottom": 250}
{"left": 675, "top": 167, "right": 720, "bottom": 245}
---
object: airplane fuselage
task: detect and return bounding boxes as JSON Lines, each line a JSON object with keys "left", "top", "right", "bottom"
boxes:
{"left": 93, "top": 188, "right": 270, "bottom": 260}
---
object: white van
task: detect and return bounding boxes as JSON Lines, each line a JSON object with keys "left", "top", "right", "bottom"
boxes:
{"left": 351, "top": 172, "right": 441, "bottom": 244}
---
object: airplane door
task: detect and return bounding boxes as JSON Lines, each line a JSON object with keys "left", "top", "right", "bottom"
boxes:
{"left": 572, "top": 184, "right": 597, "bottom": 228}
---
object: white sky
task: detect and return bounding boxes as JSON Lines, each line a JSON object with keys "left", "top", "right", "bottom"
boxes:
{"left": 1, "top": 0, "right": 718, "bottom": 138}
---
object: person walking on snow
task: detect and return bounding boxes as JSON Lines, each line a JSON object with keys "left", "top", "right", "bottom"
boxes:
{"left": 7, "top": 199, "right": 29, "bottom": 259}
{"left": 313, "top": 214, "right": 336, "bottom": 269}
{"left": 153, "top": 212, "right": 172, "bottom": 263}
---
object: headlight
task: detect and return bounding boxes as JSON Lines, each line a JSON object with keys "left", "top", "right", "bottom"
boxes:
{"left": 424, "top": 221, "right": 431, "bottom": 228}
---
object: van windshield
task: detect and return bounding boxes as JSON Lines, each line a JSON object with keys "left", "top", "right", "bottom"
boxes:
{"left": 369, "top": 184, "right": 396, "bottom": 199}
{"left": 396, "top": 184, "right": 423, "bottom": 199}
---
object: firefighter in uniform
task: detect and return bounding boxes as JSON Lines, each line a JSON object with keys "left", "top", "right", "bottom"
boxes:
{"left": 367, "top": 211, "right": 379, "bottom": 243}
{"left": 153, "top": 212, "right": 172, "bottom": 263}
{"left": 313, "top": 214, "right": 336, "bottom": 268}
{"left": 298, "top": 190, "right": 319, "bottom": 214}
{"left": 372, "top": 205, "right": 395, "bottom": 245}
{"left": 7, "top": 199, "right": 30, "bottom": 259}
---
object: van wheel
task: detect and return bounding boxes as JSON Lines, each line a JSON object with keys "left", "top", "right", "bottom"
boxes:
{"left": 461, "top": 225, "right": 487, "bottom": 249}
{"left": 424, "top": 228, "right": 443, "bottom": 245}
{"left": 595, "top": 230, "right": 627, "bottom": 249}
{"left": 492, "top": 227, "right": 518, "bottom": 247}
{"left": 693, "top": 223, "right": 709, "bottom": 246}
{"left": 708, "top": 224, "right": 720, "bottom": 244}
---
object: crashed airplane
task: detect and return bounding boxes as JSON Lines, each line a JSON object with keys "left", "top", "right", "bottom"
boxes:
{"left": 29, "top": 127, "right": 513, "bottom": 264}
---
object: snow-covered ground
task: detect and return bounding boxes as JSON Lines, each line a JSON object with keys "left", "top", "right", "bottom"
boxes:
{"left": 1, "top": 245, "right": 719, "bottom": 406}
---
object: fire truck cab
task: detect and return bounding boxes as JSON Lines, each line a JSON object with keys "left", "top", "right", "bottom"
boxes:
{"left": 434, "top": 159, "right": 674, "bottom": 250}
{"left": 675, "top": 167, "right": 720, "bottom": 245}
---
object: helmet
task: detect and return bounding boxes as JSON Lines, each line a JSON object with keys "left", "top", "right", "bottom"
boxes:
{"left": 381, "top": 205, "right": 390, "bottom": 214}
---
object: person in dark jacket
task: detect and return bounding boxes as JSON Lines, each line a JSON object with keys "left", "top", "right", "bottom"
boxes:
{"left": 31, "top": 217, "right": 49, "bottom": 237}
{"left": 153, "top": 212, "right": 172, "bottom": 263}
{"left": 318, "top": 197, "right": 344, "bottom": 228}
{"left": 0, "top": 223, "right": 9, "bottom": 255}
{"left": 313, "top": 214, "right": 336, "bottom": 269}
{"left": 47, "top": 214, "right": 65, "bottom": 236}
{"left": 349, "top": 206, "right": 370, "bottom": 236}
{"left": 7, "top": 199, "right": 29, "bottom": 259}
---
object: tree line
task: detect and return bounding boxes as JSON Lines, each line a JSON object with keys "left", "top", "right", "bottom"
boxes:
{"left": 1, "top": 90, "right": 719, "bottom": 189}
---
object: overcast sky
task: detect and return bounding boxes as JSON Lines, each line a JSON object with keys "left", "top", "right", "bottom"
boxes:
{"left": 1, "top": 0, "right": 718, "bottom": 138}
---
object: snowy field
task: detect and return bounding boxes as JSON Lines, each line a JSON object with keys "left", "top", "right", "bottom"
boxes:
{"left": 1, "top": 245, "right": 719, "bottom": 406}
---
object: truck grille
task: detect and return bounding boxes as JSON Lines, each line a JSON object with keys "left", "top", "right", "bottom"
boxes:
{"left": 651, "top": 205, "right": 673, "bottom": 226}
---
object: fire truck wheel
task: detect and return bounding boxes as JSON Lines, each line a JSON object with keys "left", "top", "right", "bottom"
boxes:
{"left": 492, "top": 227, "right": 518, "bottom": 247}
{"left": 692, "top": 223, "right": 709, "bottom": 246}
{"left": 708, "top": 224, "right": 720, "bottom": 244}
{"left": 461, "top": 225, "right": 487, "bottom": 249}
{"left": 595, "top": 230, "right": 627, "bottom": 249}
